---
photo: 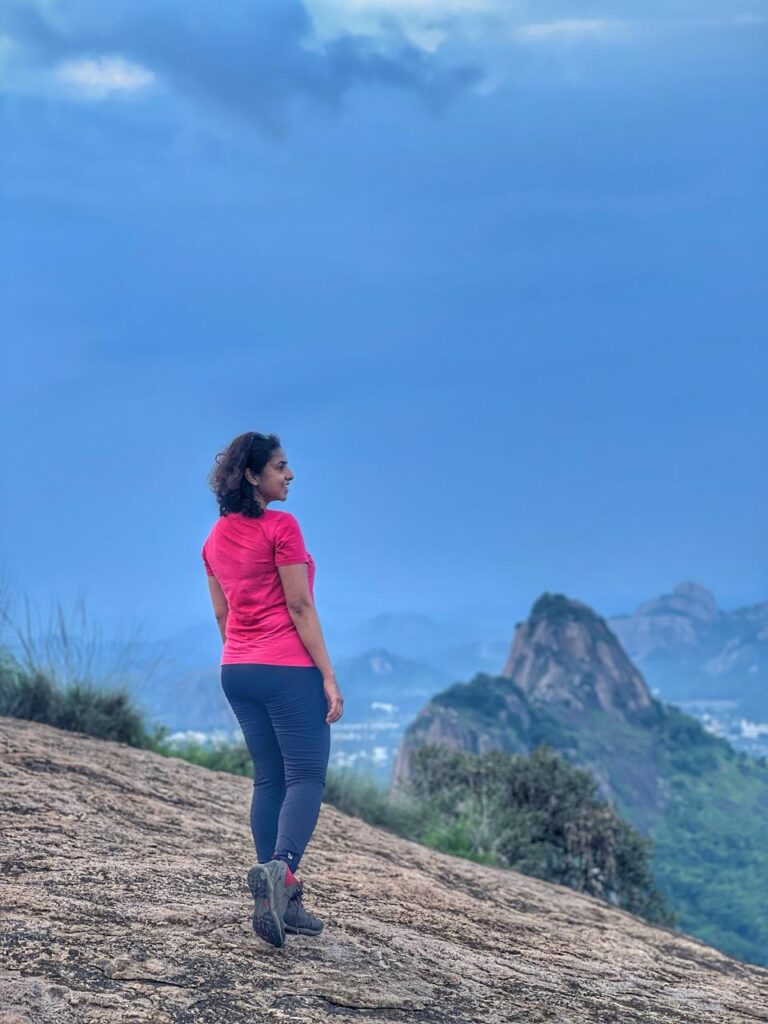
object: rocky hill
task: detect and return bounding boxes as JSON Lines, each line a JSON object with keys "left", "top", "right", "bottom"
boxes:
{"left": 3, "top": 717, "right": 768, "bottom": 1024}
{"left": 500, "top": 593, "right": 657, "bottom": 725}
{"left": 391, "top": 593, "right": 768, "bottom": 967}
{"left": 391, "top": 594, "right": 666, "bottom": 814}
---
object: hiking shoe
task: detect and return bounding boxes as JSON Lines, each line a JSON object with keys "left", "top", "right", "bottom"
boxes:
{"left": 247, "top": 859, "right": 299, "bottom": 948}
{"left": 284, "top": 879, "right": 324, "bottom": 937}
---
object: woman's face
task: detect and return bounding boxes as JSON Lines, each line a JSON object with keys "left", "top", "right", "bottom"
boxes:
{"left": 249, "top": 447, "right": 294, "bottom": 507}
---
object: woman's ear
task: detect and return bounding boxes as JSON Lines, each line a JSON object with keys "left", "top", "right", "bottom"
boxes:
{"left": 244, "top": 469, "right": 258, "bottom": 487}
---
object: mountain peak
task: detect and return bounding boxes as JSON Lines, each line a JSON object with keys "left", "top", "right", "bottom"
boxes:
{"left": 501, "top": 593, "right": 656, "bottom": 724}
{"left": 529, "top": 592, "right": 599, "bottom": 625}
{"left": 673, "top": 580, "right": 715, "bottom": 602}
{"left": 634, "top": 581, "right": 720, "bottom": 623}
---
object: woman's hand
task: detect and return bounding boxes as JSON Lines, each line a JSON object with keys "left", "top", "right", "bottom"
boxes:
{"left": 323, "top": 674, "right": 344, "bottom": 724}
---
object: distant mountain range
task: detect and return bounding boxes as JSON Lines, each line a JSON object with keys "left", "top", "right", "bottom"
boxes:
{"left": 322, "top": 612, "right": 511, "bottom": 680}
{"left": 6, "top": 579, "right": 765, "bottom": 741}
{"left": 607, "top": 581, "right": 768, "bottom": 719}
{"left": 117, "top": 611, "right": 510, "bottom": 732}
{"left": 391, "top": 592, "right": 768, "bottom": 968}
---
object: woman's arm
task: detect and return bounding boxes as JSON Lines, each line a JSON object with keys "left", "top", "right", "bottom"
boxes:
{"left": 277, "top": 563, "right": 334, "bottom": 677}
{"left": 272, "top": 565, "right": 342, "bottom": 724}
{"left": 207, "top": 576, "right": 228, "bottom": 645}
{"left": 277, "top": 563, "right": 344, "bottom": 723}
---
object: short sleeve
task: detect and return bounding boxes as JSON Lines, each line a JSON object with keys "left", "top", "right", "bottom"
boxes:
{"left": 274, "top": 513, "right": 309, "bottom": 566}
{"left": 202, "top": 543, "right": 215, "bottom": 577}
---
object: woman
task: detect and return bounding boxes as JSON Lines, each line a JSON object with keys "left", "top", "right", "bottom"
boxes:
{"left": 202, "top": 431, "right": 344, "bottom": 948}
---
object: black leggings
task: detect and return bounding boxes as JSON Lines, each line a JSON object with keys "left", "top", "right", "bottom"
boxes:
{"left": 221, "top": 663, "right": 330, "bottom": 871}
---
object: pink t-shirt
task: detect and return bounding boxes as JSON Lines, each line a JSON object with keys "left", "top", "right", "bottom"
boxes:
{"left": 201, "top": 510, "right": 316, "bottom": 666}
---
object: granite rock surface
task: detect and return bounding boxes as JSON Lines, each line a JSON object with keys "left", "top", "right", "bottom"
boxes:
{"left": 1, "top": 716, "right": 767, "bottom": 1024}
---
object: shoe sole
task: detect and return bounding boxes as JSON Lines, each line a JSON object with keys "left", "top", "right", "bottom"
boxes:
{"left": 247, "top": 864, "right": 286, "bottom": 948}
{"left": 285, "top": 921, "right": 324, "bottom": 937}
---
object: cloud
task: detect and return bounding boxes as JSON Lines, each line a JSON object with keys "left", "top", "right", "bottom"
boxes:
{"left": 305, "top": 0, "right": 505, "bottom": 52}
{"left": 0, "top": 0, "right": 481, "bottom": 131}
{"left": 515, "top": 19, "right": 631, "bottom": 44}
{"left": 56, "top": 56, "right": 154, "bottom": 97}
{"left": 305, "top": 0, "right": 763, "bottom": 49}
{"left": 305, "top": 2, "right": 636, "bottom": 50}
{"left": 3, "top": 0, "right": 759, "bottom": 127}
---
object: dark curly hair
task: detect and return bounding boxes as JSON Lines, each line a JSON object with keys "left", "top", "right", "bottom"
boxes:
{"left": 208, "top": 431, "right": 282, "bottom": 518}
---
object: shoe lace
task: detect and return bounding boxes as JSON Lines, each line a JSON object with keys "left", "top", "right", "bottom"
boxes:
{"left": 290, "top": 879, "right": 304, "bottom": 904}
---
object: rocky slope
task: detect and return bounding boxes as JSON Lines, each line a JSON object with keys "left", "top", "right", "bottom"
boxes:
{"left": 2, "top": 717, "right": 768, "bottom": 1024}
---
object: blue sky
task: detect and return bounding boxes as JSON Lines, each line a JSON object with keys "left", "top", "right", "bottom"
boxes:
{"left": 1, "top": 0, "right": 766, "bottom": 643}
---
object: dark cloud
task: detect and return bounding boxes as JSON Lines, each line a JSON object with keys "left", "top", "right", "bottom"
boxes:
{"left": 1, "top": 0, "right": 482, "bottom": 132}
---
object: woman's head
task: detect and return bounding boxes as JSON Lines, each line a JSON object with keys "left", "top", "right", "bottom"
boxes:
{"left": 208, "top": 432, "right": 294, "bottom": 517}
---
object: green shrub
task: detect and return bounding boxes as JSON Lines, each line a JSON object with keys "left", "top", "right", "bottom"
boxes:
{"left": 405, "top": 743, "right": 676, "bottom": 925}
{"left": 0, "top": 666, "right": 63, "bottom": 723}
{"left": 419, "top": 813, "right": 498, "bottom": 865}
{"left": 56, "top": 681, "right": 151, "bottom": 746}
{"left": 154, "top": 736, "right": 254, "bottom": 776}
{"left": 0, "top": 653, "right": 166, "bottom": 748}
{"left": 322, "top": 766, "right": 427, "bottom": 838}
